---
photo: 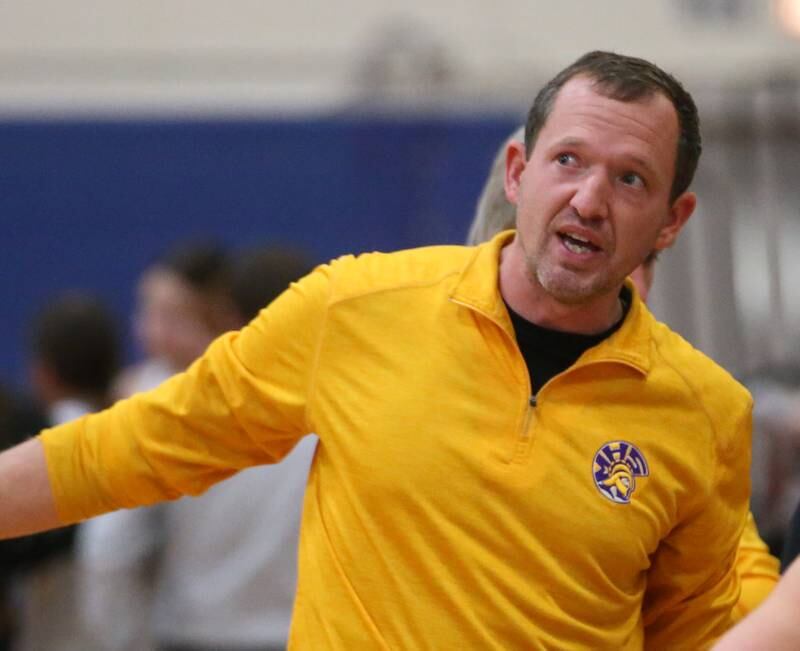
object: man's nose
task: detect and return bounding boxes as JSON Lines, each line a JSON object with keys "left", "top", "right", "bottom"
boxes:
{"left": 569, "top": 172, "right": 610, "bottom": 221}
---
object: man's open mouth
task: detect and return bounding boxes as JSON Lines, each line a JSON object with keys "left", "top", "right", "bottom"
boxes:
{"left": 559, "top": 232, "right": 601, "bottom": 254}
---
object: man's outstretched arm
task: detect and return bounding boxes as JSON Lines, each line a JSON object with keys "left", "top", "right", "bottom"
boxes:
{"left": 0, "top": 437, "right": 62, "bottom": 539}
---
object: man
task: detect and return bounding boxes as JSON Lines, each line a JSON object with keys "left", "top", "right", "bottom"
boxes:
{"left": 0, "top": 51, "right": 752, "bottom": 649}
{"left": 468, "top": 125, "right": 780, "bottom": 620}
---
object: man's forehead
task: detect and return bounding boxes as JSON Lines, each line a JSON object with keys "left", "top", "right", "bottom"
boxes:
{"left": 553, "top": 75, "right": 665, "bottom": 112}
{"left": 542, "top": 80, "right": 678, "bottom": 149}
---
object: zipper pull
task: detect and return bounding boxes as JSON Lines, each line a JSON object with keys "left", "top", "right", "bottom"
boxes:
{"left": 529, "top": 395, "right": 537, "bottom": 407}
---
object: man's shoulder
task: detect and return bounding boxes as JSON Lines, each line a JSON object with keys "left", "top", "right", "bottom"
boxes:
{"left": 649, "top": 319, "right": 752, "bottom": 417}
{"left": 324, "top": 243, "right": 477, "bottom": 303}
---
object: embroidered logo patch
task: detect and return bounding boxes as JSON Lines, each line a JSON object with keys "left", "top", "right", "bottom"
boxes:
{"left": 592, "top": 441, "right": 649, "bottom": 504}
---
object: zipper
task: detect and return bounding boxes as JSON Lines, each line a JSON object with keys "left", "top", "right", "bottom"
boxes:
{"left": 510, "top": 356, "right": 644, "bottom": 462}
{"left": 450, "top": 297, "right": 535, "bottom": 462}
{"left": 512, "top": 394, "right": 538, "bottom": 463}
{"left": 449, "top": 296, "right": 644, "bottom": 463}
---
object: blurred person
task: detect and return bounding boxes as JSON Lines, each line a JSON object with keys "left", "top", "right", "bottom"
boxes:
{"left": 741, "top": 361, "right": 800, "bottom": 557}
{"left": 0, "top": 386, "right": 25, "bottom": 651}
{"left": 27, "top": 292, "right": 119, "bottom": 419}
{"left": 464, "top": 126, "right": 523, "bottom": 247}
{"left": 229, "top": 245, "right": 314, "bottom": 324}
{"left": 13, "top": 292, "right": 120, "bottom": 651}
{"left": 468, "top": 124, "right": 780, "bottom": 621}
{"left": 630, "top": 250, "right": 658, "bottom": 303}
{"left": 114, "top": 241, "right": 240, "bottom": 399}
{"left": 712, "top": 557, "right": 800, "bottom": 650}
{"left": 147, "top": 245, "right": 316, "bottom": 651}
{"left": 1, "top": 51, "right": 756, "bottom": 648}
{"left": 0, "top": 385, "right": 48, "bottom": 651}
{"left": 77, "top": 242, "right": 239, "bottom": 651}
{"left": 80, "top": 243, "right": 315, "bottom": 651}
{"left": 782, "top": 500, "right": 800, "bottom": 569}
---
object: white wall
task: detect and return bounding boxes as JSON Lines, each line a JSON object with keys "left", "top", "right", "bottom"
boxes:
{"left": 0, "top": 0, "right": 798, "bottom": 115}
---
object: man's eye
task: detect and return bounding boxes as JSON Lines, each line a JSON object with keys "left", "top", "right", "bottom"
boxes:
{"left": 556, "top": 153, "right": 577, "bottom": 166}
{"left": 621, "top": 172, "right": 645, "bottom": 188}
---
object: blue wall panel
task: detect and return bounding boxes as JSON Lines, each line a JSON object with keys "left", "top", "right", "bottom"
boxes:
{"left": 0, "top": 116, "right": 518, "bottom": 386}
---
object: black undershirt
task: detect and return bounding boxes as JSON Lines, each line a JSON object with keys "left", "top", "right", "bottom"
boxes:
{"left": 506, "top": 286, "right": 631, "bottom": 395}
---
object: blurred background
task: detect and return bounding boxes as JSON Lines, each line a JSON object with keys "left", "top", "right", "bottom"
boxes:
{"left": 2, "top": 0, "right": 800, "bottom": 549}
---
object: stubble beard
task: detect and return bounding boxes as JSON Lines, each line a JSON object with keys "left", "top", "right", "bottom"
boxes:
{"left": 525, "top": 250, "right": 616, "bottom": 306}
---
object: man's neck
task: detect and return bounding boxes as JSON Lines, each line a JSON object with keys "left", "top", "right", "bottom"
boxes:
{"left": 498, "top": 240, "right": 624, "bottom": 335}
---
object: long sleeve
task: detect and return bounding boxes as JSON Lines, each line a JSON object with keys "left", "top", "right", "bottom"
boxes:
{"left": 40, "top": 261, "right": 334, "bottom": 524}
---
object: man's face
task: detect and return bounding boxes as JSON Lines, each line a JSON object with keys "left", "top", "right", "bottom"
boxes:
{"left": 506, "top": 76, "right": 694, "bottom": 305}
{"left": 134, "top": 268, "right": 217, "bottom": 370}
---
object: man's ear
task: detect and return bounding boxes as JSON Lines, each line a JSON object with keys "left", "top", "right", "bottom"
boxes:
{"left": 654, "top": 191, "right": 696, "bottom": 251}
{"left": 504, "top": 140, "right": 528, "bottom": 206}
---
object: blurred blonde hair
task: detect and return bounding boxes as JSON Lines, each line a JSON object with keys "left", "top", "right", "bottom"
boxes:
{"left": 466, "top": 125, "right": 524, "bottom": 245}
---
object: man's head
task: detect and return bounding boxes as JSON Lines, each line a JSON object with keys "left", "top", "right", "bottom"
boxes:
{"left": 135, "top": 242, "right": 239, "bottom": 371}
{"left": 29, "top": 292, "right": 121, "bottom": 407}
{"left": 524, "top": 50, "right": 701, "bottom": 202}
{"left": 503, "top": 51, "right": 697, "bottom": 314}
{"left": 468, "top": 124, "right": 659, "bottom": 304}
{"left": 230, "top": 246, "right": 313, "bottom": 324}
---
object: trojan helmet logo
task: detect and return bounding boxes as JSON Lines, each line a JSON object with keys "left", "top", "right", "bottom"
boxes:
{"left": 592, "top": 441, "right": 649, "bottom": 504}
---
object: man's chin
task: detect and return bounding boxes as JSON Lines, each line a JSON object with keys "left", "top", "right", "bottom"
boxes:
{"left": 536, "top": 269, "right": 608, "bottom": 305}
